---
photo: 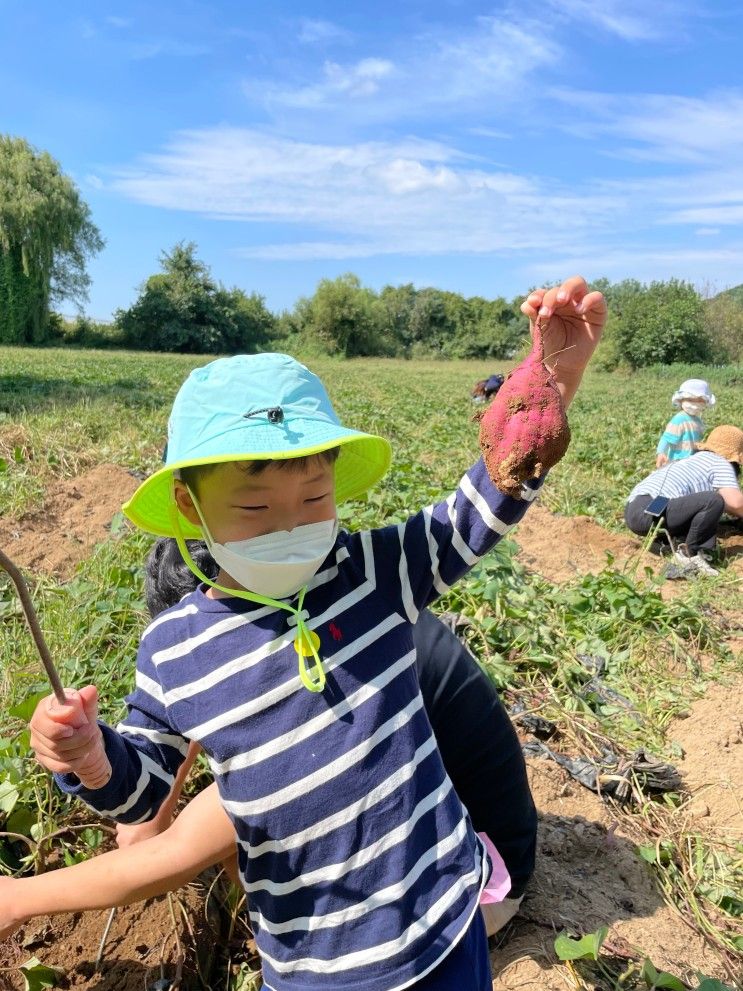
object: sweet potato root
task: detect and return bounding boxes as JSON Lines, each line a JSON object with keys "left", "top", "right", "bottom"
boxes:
{"left": 478, "top": 318, "right": 571, "bottom": 498}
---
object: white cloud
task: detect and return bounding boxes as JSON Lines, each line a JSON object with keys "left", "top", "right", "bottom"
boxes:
{"left": 110, "top": 126, "right": 625, "bottom": 261}
{"left": 468, "top": 127, "right": 512, "bottom": 140}
{"left": 554, "top": 88, "right": 743, "bottom": 165}
{"left": 529, "top": 244, "right": 743, "bottom": 290}
{"left": 249, "top": 16, "right": 561, "bottom": 120}
{"left": 250, "top": 58, "right": 395, "bottom": 109}
{"left": 324, "top": 58, "right": 395, "bottom": 97}
{"left": 544, "top": 0, "right": 688, "bottom": 41}
{"left": 297, "top": 19, "right": 352, "bottom": 45}
{"left": 106, "top": 16, "right": 132, "bottom": 29}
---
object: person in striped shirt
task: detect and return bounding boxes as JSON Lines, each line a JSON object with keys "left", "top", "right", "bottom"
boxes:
{"left": 112, "top": 536, "right": 535, "bottom": 936}
{"left": 626, "top": 425, "right": 743, "bottom": 576}
{"left": 28, "top": 277, "right": 606, "bottom": 991}
{"left": 655, "top": 378, "right": 716, "bottom": 467}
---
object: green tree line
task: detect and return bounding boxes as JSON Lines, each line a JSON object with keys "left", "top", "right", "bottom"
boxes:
{"left": 52, "top": 246, "right": 743, "bottom": 366}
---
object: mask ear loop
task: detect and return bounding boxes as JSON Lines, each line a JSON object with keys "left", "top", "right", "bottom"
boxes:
{"left": 168, "top": 483, "right": 326, "bottom": 694}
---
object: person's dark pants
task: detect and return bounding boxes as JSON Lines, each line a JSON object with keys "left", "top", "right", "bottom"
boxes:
{"left": 624, "top": 492, "right": 725, "bottom": 554}
{"left": 259, "top": 912, "right": 491, "bottom": 991}
{"left": 413, "top": 609, "right": 536, "bottom": 899}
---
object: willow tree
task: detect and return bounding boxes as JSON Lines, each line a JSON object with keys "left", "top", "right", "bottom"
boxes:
{"left": 0, "top": 136, "right": 104, "bottom": 344}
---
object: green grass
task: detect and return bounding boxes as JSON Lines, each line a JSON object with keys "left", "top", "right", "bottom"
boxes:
{"left": 1, "top": 347, "right": 742, "bottom": 525}
{"left": 1, "top": 346, "right": 742, "bottom": 986}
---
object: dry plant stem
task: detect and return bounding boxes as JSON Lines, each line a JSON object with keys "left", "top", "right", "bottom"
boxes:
{"left": 168, "top": 893, "right": 185, "bottom": 989}
{"left": 94, "top": 907, "right": 118, "bottom": 972}
{"left": 0, "top": 547, "right": 66, "bottom": 703}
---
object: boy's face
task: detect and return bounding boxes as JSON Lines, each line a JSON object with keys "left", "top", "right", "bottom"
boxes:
{"left": 175, "top": 458, "right": 337, "bottom": 544}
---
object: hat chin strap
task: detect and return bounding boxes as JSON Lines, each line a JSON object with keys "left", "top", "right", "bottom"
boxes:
{"left": 167, "top": 487, "right": 325, "bottom": 693}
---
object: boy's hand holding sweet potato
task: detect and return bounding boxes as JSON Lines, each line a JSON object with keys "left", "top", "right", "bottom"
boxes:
{"left": 29, "top": 685, "right": 112, "bottom": 789}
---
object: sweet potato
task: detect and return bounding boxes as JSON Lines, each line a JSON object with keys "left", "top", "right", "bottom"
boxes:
{"left": 478, "top": 318, "right": 570, "bottom": 497}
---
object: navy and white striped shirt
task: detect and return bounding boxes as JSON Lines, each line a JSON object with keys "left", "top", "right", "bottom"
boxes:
{"left": 627, "top": 451, "right": 739, "bottom": 503}
{"left": 58, "top": 459, "right": 540, "bottom": 991}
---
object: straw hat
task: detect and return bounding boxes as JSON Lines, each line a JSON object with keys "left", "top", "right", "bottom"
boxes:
{"left": 697, "top": 425, "right": 743, "bottom": 464}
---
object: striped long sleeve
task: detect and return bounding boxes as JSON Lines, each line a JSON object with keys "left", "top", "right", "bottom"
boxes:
{"left": 656, "top": 413, "right": 704, "bottom": 461}
{"left": 55, "top": 458, "right": 542, "bottom": 991}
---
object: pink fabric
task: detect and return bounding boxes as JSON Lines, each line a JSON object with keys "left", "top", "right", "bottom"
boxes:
{"left": 478, "top": 831, "right": 512, "bottom": 904}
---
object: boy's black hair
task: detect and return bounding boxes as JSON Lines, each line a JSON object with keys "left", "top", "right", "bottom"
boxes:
{"left": 145, "top": 538, "right": 215, "bottom": 618}
{"left": 179, "top": 448, "right": 340, "bottom": 495}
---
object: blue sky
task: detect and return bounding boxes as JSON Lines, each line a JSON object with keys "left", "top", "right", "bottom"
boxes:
{"left": 2, "top": 0, "right": 742, "bottom": 318}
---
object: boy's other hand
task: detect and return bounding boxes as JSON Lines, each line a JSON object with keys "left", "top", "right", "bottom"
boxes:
{"left": 29, "top": 686, "right": 112, "bottom": 789}
{"left": 116, "top": 803, "right": 174, "bottom": 847}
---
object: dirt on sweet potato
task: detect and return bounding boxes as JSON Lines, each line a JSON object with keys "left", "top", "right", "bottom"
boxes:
{"left": 479, "top": 319, "right": 571, "bottom": 497}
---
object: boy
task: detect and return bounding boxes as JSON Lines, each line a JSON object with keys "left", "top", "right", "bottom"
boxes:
{"left": 29, "top": 278, "right": 606, "bottom": 991}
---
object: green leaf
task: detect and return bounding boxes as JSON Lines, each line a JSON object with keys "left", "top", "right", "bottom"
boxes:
{"left": 19, "top": 956, "right": 62, "bottom": 991}
{"left": 554, "top": 926, "right": 608, "bottom": 961}
{"left": 0, "top": 779, "right": 19, "bottom": 815}
{"left": 9, "top": 692, "right": 49, "bottom": 722}
{"left": 641, "top": 959, "right": 686, "bottom": 991}
{"left": 6, "top": 804, "right": 37, "bottom": 837}
{"left": 695, "top": 981, "right": 733, "bottom": 991}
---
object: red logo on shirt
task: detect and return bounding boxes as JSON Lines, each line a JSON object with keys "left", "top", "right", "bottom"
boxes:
{"left": 329, "top": 622, "right": 343, "bottom": 642}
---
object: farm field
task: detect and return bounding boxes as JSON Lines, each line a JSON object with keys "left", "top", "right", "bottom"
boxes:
{"left": 0, "top": 346, "right": 742, "bottom": 991}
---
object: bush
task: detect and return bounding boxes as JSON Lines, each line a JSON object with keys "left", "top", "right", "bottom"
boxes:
{"left": 115, "top": 242, "right": 275, "bottom": 354}
{"left": 703, "top": 290, "right": 743, "bottom": 364}
{"left": 599, "top": 279, "right": 711, "bottom": 370}
{"left": 48, "top": 314, "right": 124, "bottom": 349}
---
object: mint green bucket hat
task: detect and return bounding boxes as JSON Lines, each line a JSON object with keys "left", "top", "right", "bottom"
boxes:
{"left": 123, "top": 353, "right": 392, "bottom": 538}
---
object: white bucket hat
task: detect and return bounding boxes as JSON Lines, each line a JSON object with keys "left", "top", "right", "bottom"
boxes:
{"left": 671, "top": 379, "right": 716, "bottom": 408}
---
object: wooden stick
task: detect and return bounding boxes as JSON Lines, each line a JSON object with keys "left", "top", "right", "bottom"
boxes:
{"left": 0, "top": 548, "right": 66, "bottom": 704}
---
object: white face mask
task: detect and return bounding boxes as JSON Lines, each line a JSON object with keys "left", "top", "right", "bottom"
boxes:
{"left": 197, "top": 512, "right": 338, "bottom": 599}
{"left": 681, "top": 400, "right": 706, "bottom": 416}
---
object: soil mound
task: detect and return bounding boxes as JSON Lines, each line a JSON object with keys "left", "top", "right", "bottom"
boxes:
{"left": 511, "top": 505, "right": 647, "bottom": 582}
{"left": 492, "top": 760, "right": 728, "bottom": 988}
{"left": 0, "top": 466, "right": 139, "bottom": 580}
{"left": 2, "top": 466, "right": 740, "bottom": 590}
{"left": 668, "top": 680, "right": 743, "bottom": 838}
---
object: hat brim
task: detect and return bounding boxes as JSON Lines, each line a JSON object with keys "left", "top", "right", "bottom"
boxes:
{"left": 123, "top": 428, "right": 391, "bottom": 538}
{"left": 672, "top": 391, "right": 716, "bottom": 408}
{"left": 696, "top": 443, "right": 742, "bottom": 464}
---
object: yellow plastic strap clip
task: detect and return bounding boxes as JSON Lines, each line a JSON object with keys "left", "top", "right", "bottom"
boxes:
{"left": 294, "top": 587, "right": 325, "bottom": 693}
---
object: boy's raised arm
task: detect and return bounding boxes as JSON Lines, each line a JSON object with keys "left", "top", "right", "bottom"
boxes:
{"left": 365, "top": 278, "right": 605, "bottom": 622}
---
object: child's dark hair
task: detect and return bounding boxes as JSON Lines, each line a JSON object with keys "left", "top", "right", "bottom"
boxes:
{"left": 179, "top": 449, "right": 340, "bottom": 495}
{"left": 145, "top": 538, "right": 215, "bottom": 618}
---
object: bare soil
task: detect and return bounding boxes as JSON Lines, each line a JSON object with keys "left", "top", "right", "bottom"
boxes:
{"left": 0, "top": 883, "right": 216, "bottom": 991}
{"left": 491, "top": 760, "right": 730, "bottom": 989}
{"left": 0, "top": 465, "right": 139, "bottom": 580}
{"left": 668, "top": 681, "right": 743, "bottom": 838}
{"left": 1, "top": 468, "right": 741, "bottom": 988}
